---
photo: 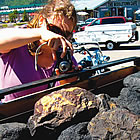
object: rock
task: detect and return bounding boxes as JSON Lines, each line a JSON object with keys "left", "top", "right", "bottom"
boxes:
{"left": 28, "top": 87, "right": 99, "bottom": 136}
{"left": 113, "top": 88, "right": 140, "bottom": 115}
{"left": 123, "top": 71, "right": 140, "bottom": 92}
{"left": 95, "top": 94, "right": 117, "bottom": 112}
{"left": 0, "top": 122, "right": 31, "bottom": 140}
{"left": 112, "top": 71, "right": 140, "bottom": 115}
{"left": 1, "top": 71, "right": 140, "bottom": 140}
{"left": 58, "top": 122, "right": 93, "bottom": 140}
{"left": 88, "top": 108, "right": 140, "bottom": 139}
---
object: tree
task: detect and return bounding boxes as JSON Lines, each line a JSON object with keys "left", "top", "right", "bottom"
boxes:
{"left": 22, "top": 10, "right": 29, "bottom": 21}
{"left": 0, "top": 0, "right": 49, "bottom": 6}
{"left": 9, "top": 10, "right": 18, "bottom": 22}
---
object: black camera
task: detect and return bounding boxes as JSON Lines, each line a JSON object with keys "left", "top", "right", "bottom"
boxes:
{"left": 56, "top": 49, "right": 73, "bottom": 73}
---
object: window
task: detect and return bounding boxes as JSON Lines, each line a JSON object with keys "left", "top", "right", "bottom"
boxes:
{"left": 90, "top": 20, "right": 100, "bottom": 26}
{"left": 85, "top": 19, "right": 92, "bottom": 22}
{"left": 101, "top": 18, "right": 125, "bottom": 24}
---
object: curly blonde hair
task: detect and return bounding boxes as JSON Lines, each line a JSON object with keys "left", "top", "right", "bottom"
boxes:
{"left": 28, "top": 0, "right": 77, "bottom": 28}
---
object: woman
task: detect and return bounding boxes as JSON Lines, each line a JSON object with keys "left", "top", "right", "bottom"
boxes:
{"left": 0, "top": 0, "right": 78, "bottom": 103}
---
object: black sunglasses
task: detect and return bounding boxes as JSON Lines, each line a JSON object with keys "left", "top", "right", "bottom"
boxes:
{"left": 47, "top": 23, "right": 73, "bottom": 39}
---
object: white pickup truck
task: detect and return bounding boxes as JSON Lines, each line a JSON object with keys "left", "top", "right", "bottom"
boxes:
{"left": 73, "top": 22, "right": 138, "bottom": 50}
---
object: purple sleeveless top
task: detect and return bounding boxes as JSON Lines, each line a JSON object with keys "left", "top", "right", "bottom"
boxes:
{"left": 0, "top": 45, "right": 59, "bottom": 103}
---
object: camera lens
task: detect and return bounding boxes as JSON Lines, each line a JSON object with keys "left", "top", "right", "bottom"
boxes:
{"left": 59, "top": 61, "right": 70, "bottom": 72}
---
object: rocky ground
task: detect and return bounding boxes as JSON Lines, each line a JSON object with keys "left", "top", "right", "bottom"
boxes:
{"left": 0, "top": 71, "right": 140, "bottom": 140}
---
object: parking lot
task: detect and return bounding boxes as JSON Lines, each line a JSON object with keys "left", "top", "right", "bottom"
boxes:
{"left": 74, "top": 26, "right": 140, "bottom": 71}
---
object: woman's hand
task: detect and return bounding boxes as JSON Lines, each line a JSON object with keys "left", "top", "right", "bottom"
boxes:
{"left": 55, "top": 65, "right": 82, "bottom": 85}
{"left": 39, "top": 19, "right": 73, "bottom": 61}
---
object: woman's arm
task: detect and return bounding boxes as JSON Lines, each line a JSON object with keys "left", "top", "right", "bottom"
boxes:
{"left": 0, "top": 28, "right": 73, "bottom": 56}
{"left": 0, "top": 28, "right": 41, "bottom": 53}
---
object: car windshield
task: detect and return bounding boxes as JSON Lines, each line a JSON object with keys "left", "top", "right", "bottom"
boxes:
{"left": 90, "top": 20, "right": 100, "bottom": 26}
{"left": 85, "top": 18, "right": 94, "bottom": 23}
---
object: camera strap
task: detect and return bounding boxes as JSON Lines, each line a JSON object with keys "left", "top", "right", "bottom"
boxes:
{"left": 34, "top": 42, "right": 48, "bottom": 71}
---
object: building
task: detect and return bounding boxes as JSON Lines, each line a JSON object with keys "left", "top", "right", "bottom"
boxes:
{"left": 98, "top": 0, "right": 140, "bottom": 20}
{"left": 0, "top": 3, "right": 45, "bottom": 22}
{"left": 72, "top": 0, "right": 140, "bottom": 21}
{"left": 72, "top": 0, "right": 109, "bottom": 19}
{"left": 0, "top": 0, "right": 140, "bottom": 22}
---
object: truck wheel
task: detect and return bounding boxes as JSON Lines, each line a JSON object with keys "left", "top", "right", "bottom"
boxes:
{"left": 106, "top": 41, "right": 116, "bottom": 50}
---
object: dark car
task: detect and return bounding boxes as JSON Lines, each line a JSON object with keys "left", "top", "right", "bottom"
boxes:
{"left": 80, "top": 16, "right": 126, "bottom": 31}
{"left": 84, "top": 18, "right": 97, "bottom": 24}
{"left": 76, "top": 18, "right": 97, "bottom": 32}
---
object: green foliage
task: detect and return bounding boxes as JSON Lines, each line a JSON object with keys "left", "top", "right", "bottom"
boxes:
{"left": 9, "top": 10, "right": 18, "bottom": 22}
{"left": 0, "top": 0, "right": 48, "bottom": 7}
{"left": 2, "top": 24, "right": 8, "bottom": 28}
{"left": 22, "top": 10, "right": 29, "bottom": 21}
{"left": 15, "top": 22, "right": 27, "bottom": 26}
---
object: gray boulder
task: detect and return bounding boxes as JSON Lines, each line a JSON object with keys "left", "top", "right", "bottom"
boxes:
{"left": 88, "top": 108, "right": 140, "bottom": 140}
{"left": 0, "top": 122, "right": 31, "bottom": 140}
{"left": 58, "top": 122, "right": 93, "bottom": 140}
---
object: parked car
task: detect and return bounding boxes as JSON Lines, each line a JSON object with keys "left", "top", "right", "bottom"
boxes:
{"left": 85, "top": 18, "right": 97, "bottom": 24}
{"left": 76, "top": 18, "right": 97, "bottom": 32}
{"left": 80, "top": 16, "right": 126, "bottom": 31}
{"left": 136, "top": 20, "right": 140, "bottom": 26}
{"left": 125, "top": 17, "right": 133, "bottom": 22}
{"left": 73, "top": 17, "right": 138, "bottom": 50}
{"left": 77, "top": 18, "right": 96, "bottom": 26}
